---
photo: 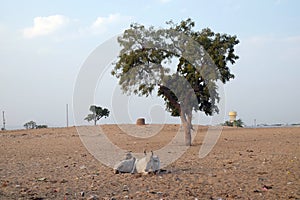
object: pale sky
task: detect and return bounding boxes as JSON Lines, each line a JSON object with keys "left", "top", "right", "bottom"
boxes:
{"left": 0, "top": 0, "right": 299, "bottom": 129}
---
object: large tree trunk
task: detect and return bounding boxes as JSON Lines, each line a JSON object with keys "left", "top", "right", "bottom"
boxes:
{"left": 180, "top": 110, "right": 192, "bottom": 146}
{"left": 183, "top": 121, "right": 191, "bottom": 146}
{"left": 181, "top": 90, "right": 194, "bottom": 146}
{"left": 158, "top": 85, "right": 193, "bottom": 146}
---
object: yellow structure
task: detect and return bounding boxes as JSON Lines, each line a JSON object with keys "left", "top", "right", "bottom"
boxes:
{"left": 229, "top": 111, "right": 237, "bottom": 122}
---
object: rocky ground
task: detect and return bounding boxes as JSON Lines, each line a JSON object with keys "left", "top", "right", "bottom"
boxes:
{"left": 0, "top": 125, "right": 299, "bottom": 199}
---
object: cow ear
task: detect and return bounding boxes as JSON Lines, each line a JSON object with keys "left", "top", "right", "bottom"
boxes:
{"left": 144, "top": 149, "right": 147, "bottom": 155}
{"left": 151, "top": 151, "right": 153, "bottom": 156}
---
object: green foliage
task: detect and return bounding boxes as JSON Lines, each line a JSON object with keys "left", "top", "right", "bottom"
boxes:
{"left": 24, "top": 121, "right": 37, "bottom": 129}
{"left": 112, "top": 18, "right": 239, "bottom": 145}
{"left": 84, "top": 105, "right": 110, "bottom": 125}
{"left": 112, "top": 19, "right": 239, "bottom": 117}
{"left": 36, "top": 125, "right": 48, "bottom": 129}
{"left": 223, "top": 120, "right": 233, "bottom": 127}
{"left": 223, "top": 119, "right": 244, "bottom": 127}
{"left": 24, "top": 121, "right": 48, "bottom": 129}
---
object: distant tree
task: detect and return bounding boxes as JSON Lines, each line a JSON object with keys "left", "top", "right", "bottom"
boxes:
{"left": 36, "top": 125, "right": 48, "bottom": 129}
{"left": 112, "top": 18, "right": 239, "bottom": 146}
{"left": 84, "top": 105, "right": 110, "bottom": 125}
{"left": 223, "top": 119, "right": 244, "bottom": 127}
{"left": 233, "top": 119, "right": 244, "bottom": 127}
{"left": 24, "top": 121, "right": 36, "bottom": 129}
{"left": 223, "top": 120, "right": 232, "bottom": 127}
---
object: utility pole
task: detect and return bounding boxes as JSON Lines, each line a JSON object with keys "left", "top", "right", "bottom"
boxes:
{"left": 2, "top": 111, "right": 5, "bottom": 130}
{"left": 66, "top": 104, "right": 69, "bottom": 127}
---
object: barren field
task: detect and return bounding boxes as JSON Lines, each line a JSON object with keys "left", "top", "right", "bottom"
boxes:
{"left": 0, "top": 125, "right": 299, "bottom": 199}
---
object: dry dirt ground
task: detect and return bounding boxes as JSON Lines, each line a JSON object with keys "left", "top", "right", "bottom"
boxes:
{"left": 0, "top": 125, "right": 299, "bottom": 200}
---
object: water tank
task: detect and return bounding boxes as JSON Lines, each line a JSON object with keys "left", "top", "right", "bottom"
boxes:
{"left": 229, "top": 111, "right": 237, "bottom": 122}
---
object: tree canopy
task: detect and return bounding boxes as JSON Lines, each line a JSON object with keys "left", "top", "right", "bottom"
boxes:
{"left": 24, "top": 121, "right": 48, "bottom": 129}
{"left": 112, "top": 18, "right": 239, "bottom": 145}
{"left": 24, "top": 121, "right": 36, "bottom": 129}
{"left": 224, "top": 119, "right": 244, "bottom": 127}
{"left": 84, "top": 105, "right": 110, "bottom": 125}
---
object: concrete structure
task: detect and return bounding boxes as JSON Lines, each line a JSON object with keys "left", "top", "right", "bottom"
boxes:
{"left": 229, "top": 111, "right": 237, "bottom": 122}
{"left": 136, "top": 118, "right": 145, "bottom": 125}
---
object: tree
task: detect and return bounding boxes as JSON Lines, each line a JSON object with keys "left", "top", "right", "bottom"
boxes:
{"left": 223, "top": 119, "right": 244, "bottom": 127}
{"left": 233, "top": 119, "right": 244, "bottom": 127}
{"left": 223, "top": 120, "right": 233, "bottom": 127}
{"left": 24, "top": 121, "right": 36, "bottom": 129}
{"left": 112, "top": 19, "right": 239, "bottom": 146}
{"left": 36, "top": 125, "right": 48, "bottom": 129}
{"left": 84, "top": 105, "right": 110, "bottom": 125}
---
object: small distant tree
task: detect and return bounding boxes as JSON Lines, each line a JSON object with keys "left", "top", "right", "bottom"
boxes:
{"left": 234, "top": 119, "right": 244, "bottom": 127}
{"left": 24, "top": 121, "right": 37, "bottom": 129}
{"left": 84, "top": 105, "right": 110, "bottom": 125}
{"left": 223, "top": 119, "right": 244, "bottom": 127}
{"left": 36, "top": 125, "right": 48, "bottom": 129}
{"left": 223, "top": 121, "right": 232, "bottom": 127}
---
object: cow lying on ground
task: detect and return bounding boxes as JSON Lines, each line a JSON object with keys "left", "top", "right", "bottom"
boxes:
{"left": 114, "top": 151, "right": 160, "bottom": 174}
{"left": 113, "top": 151, "right": 136, "bottom": 174}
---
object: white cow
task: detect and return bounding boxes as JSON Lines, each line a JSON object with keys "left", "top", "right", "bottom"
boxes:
{"left": 135, "top": 151, "right": 160, "bottom": 174}
{"left": 114, "top": 151, "right": 161, "bottom": 174}
{"left": 147, "top": 153, "right": 160, "bottom": 173}
{"left": 113, "top": 152, "right": 136, "bottom": 174}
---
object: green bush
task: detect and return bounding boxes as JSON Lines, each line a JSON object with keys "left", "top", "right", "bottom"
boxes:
{"left": 223, "top": 119, "right": 244, "bottom": 127}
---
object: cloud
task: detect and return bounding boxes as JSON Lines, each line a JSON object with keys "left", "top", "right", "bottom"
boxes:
{"left": 23, "top": 15, "right": 69, "bottom": 38}
{"left": 21, "top": 13, "right": 132, "bottom": 40}
{"left": 89, "top": 13, "right": 132, "bottom": 34}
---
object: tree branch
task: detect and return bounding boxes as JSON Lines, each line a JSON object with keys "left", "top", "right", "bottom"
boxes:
{"left": 158, "top": 84, "right": 181, "bottom": 112}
